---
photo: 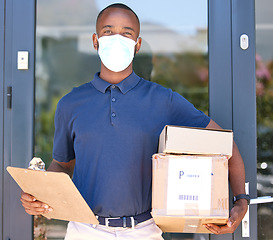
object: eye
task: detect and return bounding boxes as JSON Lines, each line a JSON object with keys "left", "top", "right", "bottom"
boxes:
{"left": 123, "top": 32, "right": 132, "bottom": 36}
{"left": 104, "top": 30, "right": 112, "bottom": 35}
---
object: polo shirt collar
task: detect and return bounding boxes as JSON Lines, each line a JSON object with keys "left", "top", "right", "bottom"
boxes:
{"left": 91, "top": 72, "right": 141, "bottom": 94}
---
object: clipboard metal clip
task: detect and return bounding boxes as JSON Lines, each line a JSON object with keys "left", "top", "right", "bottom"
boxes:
{"left": 28, "top": 157, "right": 46, "bottom": 171}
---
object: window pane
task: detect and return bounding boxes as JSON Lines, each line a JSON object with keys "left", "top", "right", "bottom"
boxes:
{"left": 35, "top": 1, "right": 208, "bottom": 239}
{"left": 256, "top": 0, "right": 273, "bottom": 239}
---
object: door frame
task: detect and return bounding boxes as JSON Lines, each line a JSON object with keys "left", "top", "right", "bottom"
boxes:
{"left": 0, "top": 0, "right": 4, "bottom": 237}
{"left": 1, "top": 0, "right": 35, "bottom": 239}
{"left": 209, "top": 0, "right": 256, "bottom": 239}
{"left": 231, "top": 1, "right": 257, "bottom": 238}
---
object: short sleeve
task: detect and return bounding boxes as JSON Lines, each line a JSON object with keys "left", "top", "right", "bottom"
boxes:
{"left": 52, "top": 100, "right": 75, "bottom": 162}
{"left": 169, "top": 91, "right": 210, "bottom": 128}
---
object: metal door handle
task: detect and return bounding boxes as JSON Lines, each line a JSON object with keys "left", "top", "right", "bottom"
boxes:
{"left": 242, "top": 183, "right": 273, "bottom": 237}
{"left": 250, "top": 196, "right": 273, "bottom": 205}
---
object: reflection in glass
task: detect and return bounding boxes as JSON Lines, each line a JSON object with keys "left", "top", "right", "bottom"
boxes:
{"left": 256, "top": 0, "right": 273, "bottom": 239}
{"left": 35, "top": 1, "right": 208, "bottom": 239}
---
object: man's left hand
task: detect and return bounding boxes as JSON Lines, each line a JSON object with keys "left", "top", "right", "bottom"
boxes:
{"left": 203, "top": 199, "right": 248, "bottom": 234}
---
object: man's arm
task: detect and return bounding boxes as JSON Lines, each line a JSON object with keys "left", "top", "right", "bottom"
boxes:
{"left": 20, "top": 159, "right": 75, "bottom": 216}
{"left": 204, "top": 119, "right": 248, "bottom": 234}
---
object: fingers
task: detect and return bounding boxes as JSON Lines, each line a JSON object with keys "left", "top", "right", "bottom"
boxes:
{"left": 221, "top": 199, "right": 247, "bottom": 233}
{"left": 203, "top": 200, "right": 248, "bottom": 234}
{"left": 20, "top": 192, "right": 53, "bottom": 216}
{"left": 21, "top": 191, "right": 36, "bottom": 202}
{"left": 203, "top": 223, "right": 235, "bottom": 234}
{"left": 203, "top": 215, "right": 239, "bottom": 234}
{"left": 203, "top": 223, "right": 221, "bottom": 234}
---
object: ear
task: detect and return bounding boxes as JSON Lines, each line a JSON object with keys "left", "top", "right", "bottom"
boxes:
{"left": 135, "top": 37, "right": 142, "bottom": 54}
{"left": 92, "top": 33, "right": 99, "bottom": 51}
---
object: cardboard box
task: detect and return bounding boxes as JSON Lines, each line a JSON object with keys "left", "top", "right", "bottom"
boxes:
{"left": 158, "top": 125, "right": 233, "bottom": 159}
{"left": 152, "top": 154, "right": 229, "bottom": 233}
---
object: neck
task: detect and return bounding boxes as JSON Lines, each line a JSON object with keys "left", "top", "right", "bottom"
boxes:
{"left": 99, "top": 64, "right": 133, "bottom": 84}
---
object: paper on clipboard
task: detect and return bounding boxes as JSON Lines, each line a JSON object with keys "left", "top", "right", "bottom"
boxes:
{"left": 7, "top": 166, "right": 99, "bottom": 224}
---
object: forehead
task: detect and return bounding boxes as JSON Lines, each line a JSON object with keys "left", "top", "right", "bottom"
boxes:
{"left": 96, "top": 7, "right": 140, "bottom": 33}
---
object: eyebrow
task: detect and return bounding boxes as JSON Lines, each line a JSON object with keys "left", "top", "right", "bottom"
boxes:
{"left": 102, "top": 25, "right": 113, "bottom": 29}
{"left": 123, "top": 26, "right": 135, "bottom": 32}
{"left": 101, "top": 25, "right": 135, "bottom": 32}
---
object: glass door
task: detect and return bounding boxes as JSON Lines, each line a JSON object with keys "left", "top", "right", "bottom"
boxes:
{"left": 35, "top": 0, "right": 208, "bottom": 239}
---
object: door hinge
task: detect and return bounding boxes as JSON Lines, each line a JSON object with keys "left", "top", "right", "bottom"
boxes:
{"left": 7, "top": 86, "right": 12, "bottom": 109}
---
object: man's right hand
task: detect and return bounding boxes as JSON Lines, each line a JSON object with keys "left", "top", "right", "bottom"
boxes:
{"left": 20, "top": 159, "right": 74, "bottom": 216}
{"left": 20, "top": 192, "right": 53, "bottom": 216}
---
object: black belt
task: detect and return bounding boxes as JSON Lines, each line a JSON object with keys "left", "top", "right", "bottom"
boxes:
{"left": 97, "top": 210, "right": 152, "bottom": 228}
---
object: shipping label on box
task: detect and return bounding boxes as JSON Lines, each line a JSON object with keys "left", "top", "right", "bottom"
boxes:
{"left": 166, "top": 156, "right": 212, "bottom": 216}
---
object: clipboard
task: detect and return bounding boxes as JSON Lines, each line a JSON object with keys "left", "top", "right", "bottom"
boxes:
{"left": 7, "top": 166, "right": 99, "bottom": 224}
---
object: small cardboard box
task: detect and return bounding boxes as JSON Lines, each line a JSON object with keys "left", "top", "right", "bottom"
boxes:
{"left": 152, "top": 154, "right": 229, "bottom": 233}
{"left": 158, "top": 125, "right": 233, "bottom": 159}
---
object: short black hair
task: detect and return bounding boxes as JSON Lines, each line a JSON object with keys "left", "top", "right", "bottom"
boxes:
{"left": 96, "top": 3, "right": 140, "bottom": 25}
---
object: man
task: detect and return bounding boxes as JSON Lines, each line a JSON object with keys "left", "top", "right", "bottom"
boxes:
{"left": 21, "top": 3, "right": 248, "bottom": 239}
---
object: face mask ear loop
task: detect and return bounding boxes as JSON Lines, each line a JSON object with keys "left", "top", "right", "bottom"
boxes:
{"left": 136, "top": 36, "right": 140, "bottom": 45}
{"left": 134, "top": 37, "right": 141, "bottom": 55}
{"left": 95, "top": 33, "right": 99, "bottom": 39}
{"left": 95, "top": 33, "right": 99, "bottom": 51}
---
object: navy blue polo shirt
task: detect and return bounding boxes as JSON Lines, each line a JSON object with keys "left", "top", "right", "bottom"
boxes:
{"left": 53, "top": 72, "right": 210, "bottom": 217}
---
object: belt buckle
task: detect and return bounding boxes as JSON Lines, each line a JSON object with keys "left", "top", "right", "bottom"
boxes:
{"left": 104, "top": 216, "right": 137, "bottom": 228}
{"left": 104, "top": 217, "right": 120, "bottom": 227}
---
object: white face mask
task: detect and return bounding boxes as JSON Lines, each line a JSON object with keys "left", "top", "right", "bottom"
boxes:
{"left": 97, "top": 34, "right": 137, "bottom": 72}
